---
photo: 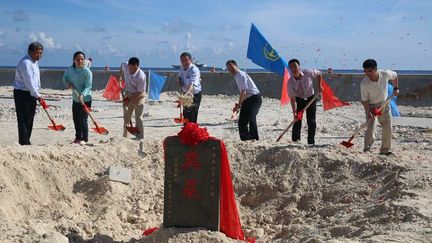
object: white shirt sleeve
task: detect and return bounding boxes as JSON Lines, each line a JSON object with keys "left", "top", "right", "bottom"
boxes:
{"left": 137, "top": 72, "right": 146, "bottom": 93}
{"left": 236, "top": 72, "right": 248, "bottom": 91}
{"left": 188, "top": 67, "right": 200, "bottom": 86}
{"left": 21, "top": 61, "right": 41, "bottom": 98}
{"left": 384, "top": 69, "right": 397, "bottom": 80}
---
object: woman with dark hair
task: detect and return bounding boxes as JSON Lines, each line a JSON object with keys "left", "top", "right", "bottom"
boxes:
{"left": 63, "top": 51, "right": 93, "bottom": 144}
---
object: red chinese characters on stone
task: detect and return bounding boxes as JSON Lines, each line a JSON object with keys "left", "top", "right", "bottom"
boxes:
{"left": 182, "top": 179, "right": 203, "bottom": 199}
{"left": 182, "top": 151, "right": 202, "bottom": 170}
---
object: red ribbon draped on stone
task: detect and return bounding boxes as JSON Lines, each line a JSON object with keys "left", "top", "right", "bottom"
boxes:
{"left": 177, "top": 122, "right": 210, "bottom": 146}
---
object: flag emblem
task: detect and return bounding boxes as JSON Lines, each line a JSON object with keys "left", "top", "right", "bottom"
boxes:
{"left": 263, "top": 43, "right": 280, "bottom": 61}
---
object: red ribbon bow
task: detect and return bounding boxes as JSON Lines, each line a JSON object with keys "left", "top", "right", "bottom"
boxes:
{"left": 177, "top": 122, "right": 210, "bottom": 146}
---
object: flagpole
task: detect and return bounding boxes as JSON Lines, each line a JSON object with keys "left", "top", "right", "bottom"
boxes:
{"left": 144, "top": 69, "right": 151, "bottom": 117}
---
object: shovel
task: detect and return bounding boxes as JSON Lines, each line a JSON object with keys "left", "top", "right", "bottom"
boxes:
{"left": 73, "top": 89, "right": 109, "bottom": 135}
{"left": 174, "top": 101, "right": 189, "bottom": 123}
{"left": 341, "top": 96, "right": 394, "bottom": 148}
{"left": 39, "top": 98, "right": 65, "bottom": 131}
{"left": 276, "top": 95, "right": 318, "bottom": 142}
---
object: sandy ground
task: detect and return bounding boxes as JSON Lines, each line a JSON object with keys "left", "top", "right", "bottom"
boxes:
{"left": 0, "top": 86, "right": 431, "bottom": 242}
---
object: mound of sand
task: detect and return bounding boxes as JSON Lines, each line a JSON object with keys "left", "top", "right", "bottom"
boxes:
{"left": 0, "top": 87, "right": 431, "bottom": 242}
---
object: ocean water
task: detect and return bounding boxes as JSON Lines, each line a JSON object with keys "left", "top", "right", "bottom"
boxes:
{"left": 1, "top": 66, "right": 432, "bottom": 75}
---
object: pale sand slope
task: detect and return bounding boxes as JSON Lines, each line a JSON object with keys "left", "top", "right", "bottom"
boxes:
{"left": 0, "top": 86, "right": 431, "bottom": 242}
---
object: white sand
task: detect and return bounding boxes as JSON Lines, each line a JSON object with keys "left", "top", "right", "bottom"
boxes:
{"left": 0, "top": 86, "right": 431, "bottom": 242}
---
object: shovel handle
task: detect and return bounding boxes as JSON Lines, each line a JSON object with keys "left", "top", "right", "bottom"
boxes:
{"left": 276, "top": 95, "right": 317, "bottom": 142}
{"left": 40, "top": 101, "right": 57, "bottom": 126}
{"left": 276, "top": 119, "right": 297, "bottom": 142}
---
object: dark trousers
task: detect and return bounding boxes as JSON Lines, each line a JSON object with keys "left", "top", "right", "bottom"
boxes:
{"left": 14, "top": 89, "right": 37, "bottom": 145}
{"left": 72, "top": 100, "right": 92, "bottom": 142}
{"left": 238, "top": 94, "right": 262, "bottom": 141}
{"left": 292, "top": 96, "right": 317, "bottom": 144}
{"left": 183, "top": 92, "right": 202, "bottom": 123}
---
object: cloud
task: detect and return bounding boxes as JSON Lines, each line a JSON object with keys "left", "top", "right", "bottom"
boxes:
{"left": 219, "top": 24, "right": 246, "bottom": 31}
{"left": 162, "top": 19, "right": 199, "bottom": 33}
{"left": 135, "top": 30, "right": 145, "bottom": 34}
{"left": 98, "top": 44, "right": 122, "bottom": 57}
{"left": 185, "top": 32, "right": 196, "bottom": 52}
{"left": 29, "top": 32, "right": 62, "bottom": 49}
{"left": 84, "top": 26, "right": 108, "bottom": 32}
{"left": 224, "top": 41, "right": 235, "bottom": 48}
{"left": 207, "top": 35, "right": 234, "bottom": 42}
{"left": 12, "top": 10, "right": 30, "bottom": 22}
{"left": 102, "top": 36, "right": 113, "bottom": 40}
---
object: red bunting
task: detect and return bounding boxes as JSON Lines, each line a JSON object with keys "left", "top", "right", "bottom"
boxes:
{"left": 280, "top": 67, "right": 291, "bottom": 106}
{"left": 102, "top": 75, "right": 124, "bottom": 101}
{"left": 321, "top": 78, "right": 350, "bottom": 111}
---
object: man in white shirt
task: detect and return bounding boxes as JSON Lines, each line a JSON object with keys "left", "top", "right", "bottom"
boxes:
{"left": 226, "top": 60, "right": 262, "bottom": 141}
{"left": 360, "top": 59, "right": 399, "bottom": 155}
{"left": 120, "top": 57, "right": 146, "bottom": 139}
{"left": 13, "top": 42, "right": 45, "bottom": 145}
{"left": 177, "top": 52, "right": 202, "bottom": 123}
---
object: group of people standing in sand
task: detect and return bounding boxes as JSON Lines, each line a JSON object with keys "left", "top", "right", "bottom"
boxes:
{"left": 13, "top": 41, "right": 399, "bottom": 155}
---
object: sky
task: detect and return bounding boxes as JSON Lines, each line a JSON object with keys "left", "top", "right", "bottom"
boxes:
{"left": 0, "top": 0, "right": 431, "bottom": 69}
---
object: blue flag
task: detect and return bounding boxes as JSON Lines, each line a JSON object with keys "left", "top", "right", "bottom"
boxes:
{"left": 387, "top": 83, "right": 400, "bottom": 117}
{"left": 148, "top": 71, "right": 167, "bottom": 101}
{"left": 247, "top": 23, "right": 291, "bottom": 105}
{"left": 247, "top": 23, "right": 288, "bottom": 76}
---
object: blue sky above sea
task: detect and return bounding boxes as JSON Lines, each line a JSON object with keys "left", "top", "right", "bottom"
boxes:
{"left": 0, "top": 0, "right": 431, "bottom": 70}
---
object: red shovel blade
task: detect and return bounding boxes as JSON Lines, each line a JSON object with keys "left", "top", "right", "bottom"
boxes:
{"left": 92, "top": 127, "right": 109, "bottom": 135}
{"left": 174, "top": 118, "right": 189, "bottom": 123}
{"left": 48, "top": 124, "right": 65, "bottom": 131}
{"left": 126, "top": 126, "right": 140, "bottom": 135}
{"left": 340, "top": 140, "right": 354, "bottom": 148}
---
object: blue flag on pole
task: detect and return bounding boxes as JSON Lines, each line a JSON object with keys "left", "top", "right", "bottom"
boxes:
{"left": 387, "top": 83, "right": 400, "bottom": 117}
{"left": 247, "top": 23, "right": 288, "bottom": 76}
{"left": 247, "top": 23, "right": 290, "bottom": 105}
{"left": 148, "top": 71, "right": 167, "bottom": 101}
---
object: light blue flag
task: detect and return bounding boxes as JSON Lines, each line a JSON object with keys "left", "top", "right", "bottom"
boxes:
{"left": 246, "top": 23, "right": 288, "bottom": 76}
{"left": 148, "top": 71, "right": 167, "bottom": 101}
{"left": 387, "top": 83, "right": 400, "bottom": 117}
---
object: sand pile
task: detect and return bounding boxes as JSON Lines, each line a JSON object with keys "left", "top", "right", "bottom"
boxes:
{"left": 0, "top": 139, "right": 431, "bottom": 242}
{"left": 0, "top": 87, "right": 431, "bottom": 242}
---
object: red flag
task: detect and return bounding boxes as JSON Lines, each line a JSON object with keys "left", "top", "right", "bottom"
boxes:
{"left": 321, "top": 78, "right": 350, "bottom": 111}
{"left": 102, "top": 75, "right": 124, "bottom": 101}
{"left": 280, "top": 68, "right": 290, "bottom": 105}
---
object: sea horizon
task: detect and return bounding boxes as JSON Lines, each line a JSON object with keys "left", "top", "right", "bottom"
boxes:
{"left": 1, "top": 66, "right": 432, "bottom": 75}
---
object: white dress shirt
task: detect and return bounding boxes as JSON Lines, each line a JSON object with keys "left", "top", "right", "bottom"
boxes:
{"left": 121, "top": 62, "right": 146, "bottom": 94}
{"left": 234, "top": 70, "right": 260, "bottom": 98}
{"left": 13, "top": 55, "right": 41, "bottom": 98}
{"left": 178, "top": 64, "right": 201, "bottom": 94}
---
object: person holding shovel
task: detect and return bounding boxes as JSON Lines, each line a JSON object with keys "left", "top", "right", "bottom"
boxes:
{"left": 361, "top": 59, "right": 399, "bottom": 155}
{"left": 177, "top": 52, "right": 202, "bottom": 123}
{"left": 226, "top": 60, "right": 262, "bottom": 141}
{"left": 13, "top": 42, "right": 47, "bottom": 145}
{"left": 288, "top": 59, "right": 323, "bottom": 145}
{"left": 63, "top": 51, "right": 93, "bottom": 144}
{"left": 119, "top": 57, "right": 146, "bottom": 139}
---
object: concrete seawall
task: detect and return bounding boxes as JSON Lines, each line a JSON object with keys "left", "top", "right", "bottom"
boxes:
{"left": 1, "top": 68, "right": 431, "bottom": 106}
